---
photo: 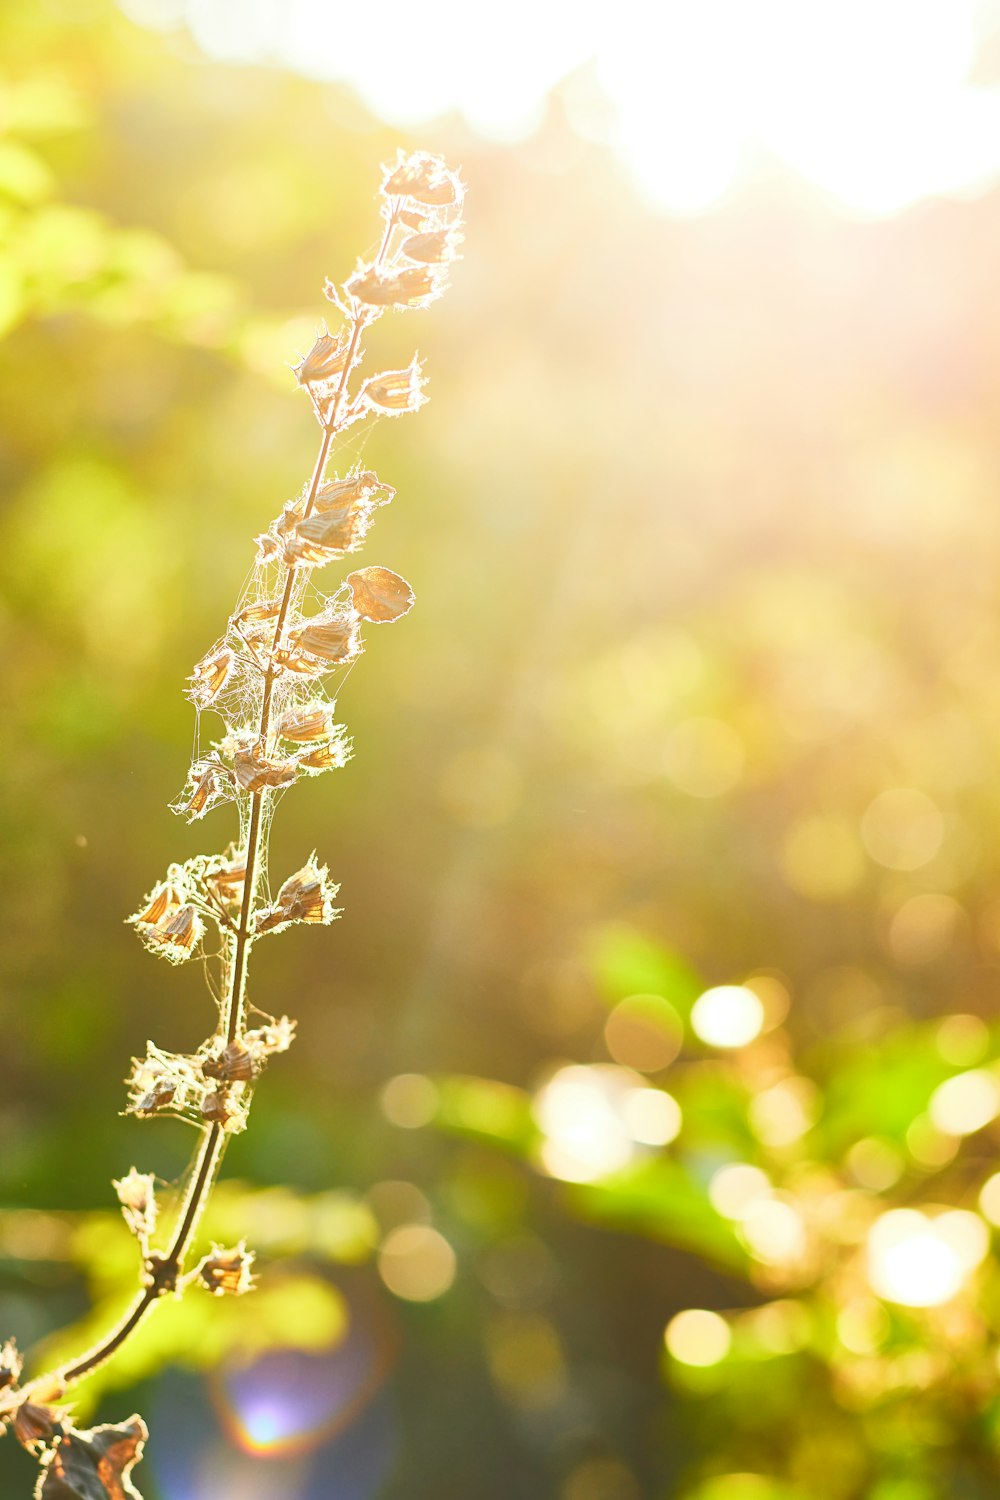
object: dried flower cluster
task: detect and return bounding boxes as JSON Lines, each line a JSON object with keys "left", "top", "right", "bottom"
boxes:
{"left": 0, "top": 150, "right": 464, "bottom": 1498}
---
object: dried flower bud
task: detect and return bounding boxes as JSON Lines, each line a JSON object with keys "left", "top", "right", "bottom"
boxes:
{"left": 293, "top": 329, "right": 352, "bottom": 387}
{"left": 402, "top": 228, "right": 462, "bottom": 265}
{"left": 233, "top": 747, "right": 299, "bottom": 794}
{"left": 129, "top": 882, "right": 205, "bottom": 963}
{"left": 360, "top": 360, "right": 426, "bottom": 416}
{"left": 202, "top": 1040, "right": 255, "bottom": 1083}
{"left": 0, "top": 1338, "right": 22, "bottom": 1393}
{"left": 35, "top": 1415, "right": 148, "bottom": 1499}
{"left": 345, "top": 264, "right": 442, "bottom": 310}
{"left": 347, "top": 566, "right": 415, "bottom": 624}
{"left": 285, "top": 503, "right": 374, "bottom": 566}
{"left": 382, "top": 150, "right": 463, "bottom": 207}
{"left": 199, "top": 1241, "right": 255, "bottom": 1297}
{"left": 113, "top": 1167, "right": 158, "bottom": 1244}
{"left": 187, "top": 646, "right": 234, "bottom": 708}
{"left": 254, "top": 858, "right": 340, "bottom": 935}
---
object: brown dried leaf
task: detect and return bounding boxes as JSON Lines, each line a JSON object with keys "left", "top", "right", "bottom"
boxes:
{"left": 297, "top": 738, "right": 350, "bottom": 775}
{"left": 278, "top": 704, "right": 337, "bottom": 743}
{"left": 186, "top": 647, "right": 234, "bottom": 708}
{"left": 170, "top": 762, "right": 232, "bottom": 823}
{"left": 201, "top": 1040, "right": 255, "bottom": 1083}
{"left": 288, "top": 612, "right": 362, "bottom": 666}
{"left": 34, "top": 1414, "right": 147, "bottom": 1500}
{"left": 203, "top": 853, "right": 247, "bottom": 903}
{"left": 13, "top": 1376, "right": 66, "bottom": 1451}
{"left": 112, "top": 1169, "right": 157, "bottom": 1244}
{"left": 347, "top": 566, "right": 415, "bottom": 624}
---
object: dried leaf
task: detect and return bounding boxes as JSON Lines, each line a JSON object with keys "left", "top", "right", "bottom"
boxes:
{"left": 287, "top": 611, "right": 362, "bottom": 667}
{"left": 203, "top": 853, "right": 247, "bottom": 903}
{"left": 254, "top": 859, "right": 340, "bottom": 935}
{"left": 13, "top": 1377, "right": 66, "bottom": 1451}
{"left": 360, "top": 360, "right": 426, "bottom": 415}
{"left": 346, "top": 566, "right": 415, "bottom": 624}
{"left": 112, "top": 1169, "right": 157, "bottom": 1244}
{"left": 345, "top": 264, "right": 442, "bottom": 310}
{"left": 382, "top": 150, "right": 464, "bottom": 207}
{"left": 285, "top": 504, "right": 373, "bottom": 565}
{"left": 297, "top": 737, "right": 351, "bottom": 775}
{"left": 129, "top": 885, "right": 205, "bottom": 964}
{"left": 198, "top": 1242, "right": 255, "bottom": 1297}
{"left": 313, "top": 472, "right": 394, "bottom": 513}
{"left": 169, "top": 761, "right": 232, "bottom": 823}
{"left": 34, "top": 1414, "right": 147, "bottom": 1500}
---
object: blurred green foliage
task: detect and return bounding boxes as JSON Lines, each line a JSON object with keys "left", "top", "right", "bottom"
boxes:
{"left": 7, "top": 3, "right": 1000, "bottom": 1498}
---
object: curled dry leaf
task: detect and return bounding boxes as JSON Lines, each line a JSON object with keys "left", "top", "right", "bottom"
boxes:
{"left": 297, "top": 738, "right": 351, "bottom": 775}
{"left": 12, "top": 1375, "right": 66, "bottom": 1452}
{"left": 254, "top": 859, "right": 340, "bottom": 936}
{"left": 170, "top": 761, "right": 232, "bottom": 823}
{"left": 279, "top": 703, "right": 337, "bottom": 743}
{"left": 284, "top": 611, "right": 362, "bottom": 668}
{"left": 128, "top": 885, "right": 205, "bottom": 964}
{"left": 112, "top": 1169, "right": 157, "bottom": 1245}
{"left": 202, "top": 852, "right": 247, "bottom": 903}
{"left": 34, "top": 1414, "right": 148, "bottom": 1500}
{"left": 186, "top": 646, "right": 234, "bottom": 708}
{"left": 347, "top": 566, "right": 415, "bottom": 624}
{"left": 360, "top": 361, "right": 425, "bottom": 415}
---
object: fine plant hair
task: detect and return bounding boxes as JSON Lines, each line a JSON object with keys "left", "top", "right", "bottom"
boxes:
{"left": 0, "top": 151, "right": 464, "bottom": 1499}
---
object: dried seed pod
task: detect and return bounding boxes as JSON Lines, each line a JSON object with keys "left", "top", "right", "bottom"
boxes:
{"left": 245, "top": 1015, "right": 296, "bottom": 1056}
{"left": 0, "top": 1338, "right": 22, "bottom": 1393}
{"left": 345, "top": 264, "right": 442, "bottom": 310}
{"left": 199, "top": 1241, "right": 255, "bottom": 1297}
{"left": 113, "top": 1167, "right": 158, "bottom": 1244}
{"left": 187, "top": 646, "right": 234, "bottom": 707}
{"left": 35, "top": 1414, "right": 147, "bottom": 1500}
{"left": 279, "top": 704, "right": 337, "bottom": 743}
{"left": 293, "top": 329, "right": 352, "bottom": 387}
{"left": 170, "top": 761, "right": 232, "bottom": 822}
{"left": 233, "top": 747, "right": 299, "bottom": 794}
{"left": 382, "top": 150, "right": 463, "bottom": 207}
{"left": 347, "top": 566, "right": 415, "bottom": 624}
{"left": 202, "top": 1040, "right": 255, "bottom": 1083}
{"left": 130, "top": 882, "right": 181, "bottom": 929}
{"left": 11, "top": 1375, "right": 65, "bottom": 1451}
{"left": 297, "top": 738, "right": 351, "bottom": 775}
{"left": 402, "top": 228, "right": 462, "bottom": 265}
{"left": 254, "top": 859, "right": 340, "bottom": 935}
{"left": 126, "top": 1045, "right": 201, "bottom": 1120}
{"left": 313, "top": 471, "right": 394, "bottom": 513}
{"left": 288, "top": 611, "right": 362, "bottom": 667}
{"left": 145, "top": 904, "right": 203, "bottom": 961}
{"left": 360, "top": 361, "right": 426, "bottom": 415}
{"left": 203, "top": 853, "right": 247, "bottom": 902}
{"left": 285, "top": 503, "right": 374, "bottom": 566}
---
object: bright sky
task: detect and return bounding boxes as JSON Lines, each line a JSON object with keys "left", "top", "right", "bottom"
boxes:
{"left": 124, "top": 0, "right": 1000, "bottom": 217}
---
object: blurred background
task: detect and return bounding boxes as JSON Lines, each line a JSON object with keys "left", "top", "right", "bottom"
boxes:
{"left": 6, "top": 1, "right": 1000, "bottom": 1496}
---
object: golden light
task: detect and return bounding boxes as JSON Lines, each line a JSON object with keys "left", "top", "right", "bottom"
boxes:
{"left": 936, "top": 1013, "right": 989, "bottom": 1067}
{"left": 928, "top": 1069, "right": 1000, "bottom": 1137}
{"left": 691, "top": 985, "right": 764, "bottom": 1049}
{"left": 532, "top": 1065, "right": 681, "bottom": 1182}
{"left": 866, "top": 1208, "right": 988, "bottom": 1307}
{"left": 739, "top": 1198, "right": 808, "bottom": 1267}
{"left": 380, "top": 1072, "right": 438, "bottom": 1129}
{"left": 860, "top": 788, "right": 945, "bottom": 872}
{"left": 377, "top": 1223, "right": 457, "bottom": 1302}
{"left": 748, "top": 1077, "right": 819, "bottom": 1148}
{"left": 664, "top": 1308, "right": 732, "bottom": 1367}
{"left": 977, "top": 1172, "right": 1000, "bottom": 1226}
{"left": 708, "top": 1163, "right": 773, "bottom": 1220}
{"left": 135, "top": 0, "right": 1000, "bottom": 219}
{"left": 603, "top": 993, "right": 684, "bottom": 1073}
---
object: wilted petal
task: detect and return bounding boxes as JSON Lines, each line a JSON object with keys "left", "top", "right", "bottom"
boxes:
{"left": 347, "top": 566, "right": 415, "bottom": 623}
{"left": 35, "top": 1414, "right": 147, "bottom": 1499}
{"left": 360, "top": 360, "right": 426, "bottom": 415}
{"left": 254, "top": 858, "right": 340, "bottom": 935}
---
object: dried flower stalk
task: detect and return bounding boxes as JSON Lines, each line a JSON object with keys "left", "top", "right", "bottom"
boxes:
{"left": 1, "top": 150, "right": 464, "bottom": 1498}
